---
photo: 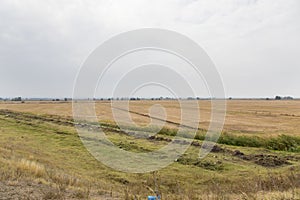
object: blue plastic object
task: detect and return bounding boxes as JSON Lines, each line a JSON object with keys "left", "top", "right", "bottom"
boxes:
{"left": 148, "top": 196, "right": 157, "bottom": 200}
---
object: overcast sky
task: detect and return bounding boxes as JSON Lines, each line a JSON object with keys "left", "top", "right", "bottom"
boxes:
{"left": 0, "top": 0, "right": 299, "bottom": 98}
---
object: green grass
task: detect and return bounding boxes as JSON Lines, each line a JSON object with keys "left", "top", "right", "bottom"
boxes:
{"left": 100, "top": 120, "right": 300, "bottom": 152}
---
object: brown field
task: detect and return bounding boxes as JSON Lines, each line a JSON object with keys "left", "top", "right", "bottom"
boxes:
{"left": 1, "top": 100, "right": 300, "bottom": 137}
{"left": 0, "top": 100, "right": 300, "bottom": 199}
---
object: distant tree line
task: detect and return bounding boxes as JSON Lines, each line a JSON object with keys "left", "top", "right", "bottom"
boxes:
{"left": 0, "top": 97, "right": 74, "bottom": 102}
{"left": 11, "top": 97, "right": 22, "bottom": 101}
{"left": 0, "top": 96, "right": 296, "bottom": 101}
{"left": 93, "top": 97, "right": 214, "bottom": 101}
{"left": 228, "top": 96, "right": 294, "bottom": 100}
{"left": 51, "top": 98, "right": 72, "bottom": 101}
{"left": 275, "top": 96, "right": 293, "bottom": 100}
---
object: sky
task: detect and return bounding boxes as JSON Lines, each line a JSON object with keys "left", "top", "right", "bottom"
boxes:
{"left": 0, "top": 0, "right": 299, "bottom": 98}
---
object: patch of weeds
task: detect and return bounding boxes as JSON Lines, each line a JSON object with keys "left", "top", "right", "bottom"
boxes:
{"left": 158, "top": 127, "right": 177, "bottom": 136}
{"left": 217, "top": 134, "right": 300, "bottom": 152}
{"left": 116, "top": 141, "right": 150, "bottom": 153}
{"left": 176, "top": 157, "right": 224, "bottom": 171}
{"left": 267, "top": 135, "right": 300, "bottom": 152}
{"left": 218, "top": 133, "right": 265, "bottom": 147}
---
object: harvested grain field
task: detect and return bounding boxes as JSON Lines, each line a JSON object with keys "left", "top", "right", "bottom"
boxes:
{"left": 1, "top": 100, "right": 300, "bottom": 137}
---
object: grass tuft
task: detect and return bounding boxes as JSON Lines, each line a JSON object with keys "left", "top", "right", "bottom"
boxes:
{"left": 15, "top": 158, "right": 46, "bottom": 178}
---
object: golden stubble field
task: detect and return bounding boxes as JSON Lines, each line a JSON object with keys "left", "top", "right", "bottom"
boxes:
{"left": 0, "top": 100, "right": 299, "bottom": 137}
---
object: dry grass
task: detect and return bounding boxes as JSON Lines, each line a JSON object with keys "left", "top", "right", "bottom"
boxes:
{"left": 1, "top": 100, "right": 300, "bottom": 137}
{"left": 15, "top": 158, "right": 46, "bottom": 178}
{"left": 0, "top": 100, "right": 300, "bottom": 199}
{"left": 0, "top": 155, "right": 94, "bottom": 199}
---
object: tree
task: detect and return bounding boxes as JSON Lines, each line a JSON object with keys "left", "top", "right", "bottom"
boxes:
{"left": 283, "top": 96, "right": 293, "bottom": 100}
{"left": 12, "top": 97, "right": 22, "bottom": 101}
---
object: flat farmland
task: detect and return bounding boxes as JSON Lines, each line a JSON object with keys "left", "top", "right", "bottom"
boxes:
{"left": 1, "top": 100, "right": 300, "bottom": 137}
{"left": 0, "top": 100, "right": 300, "bottom": 199}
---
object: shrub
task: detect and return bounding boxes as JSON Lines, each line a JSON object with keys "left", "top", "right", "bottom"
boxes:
{"left": 158, "top": 127, "right": 177, "bottom": 136}
{"left": 267, "top": 135, "right": 300, "bottom": 152}
{"left": 217, "top": 134, "right": 265, "bottom": 147}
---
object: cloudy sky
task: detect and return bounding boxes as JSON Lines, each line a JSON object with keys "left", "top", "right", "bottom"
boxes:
{"left": 0, "top": 0, "right": 299, "bottom": 98}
